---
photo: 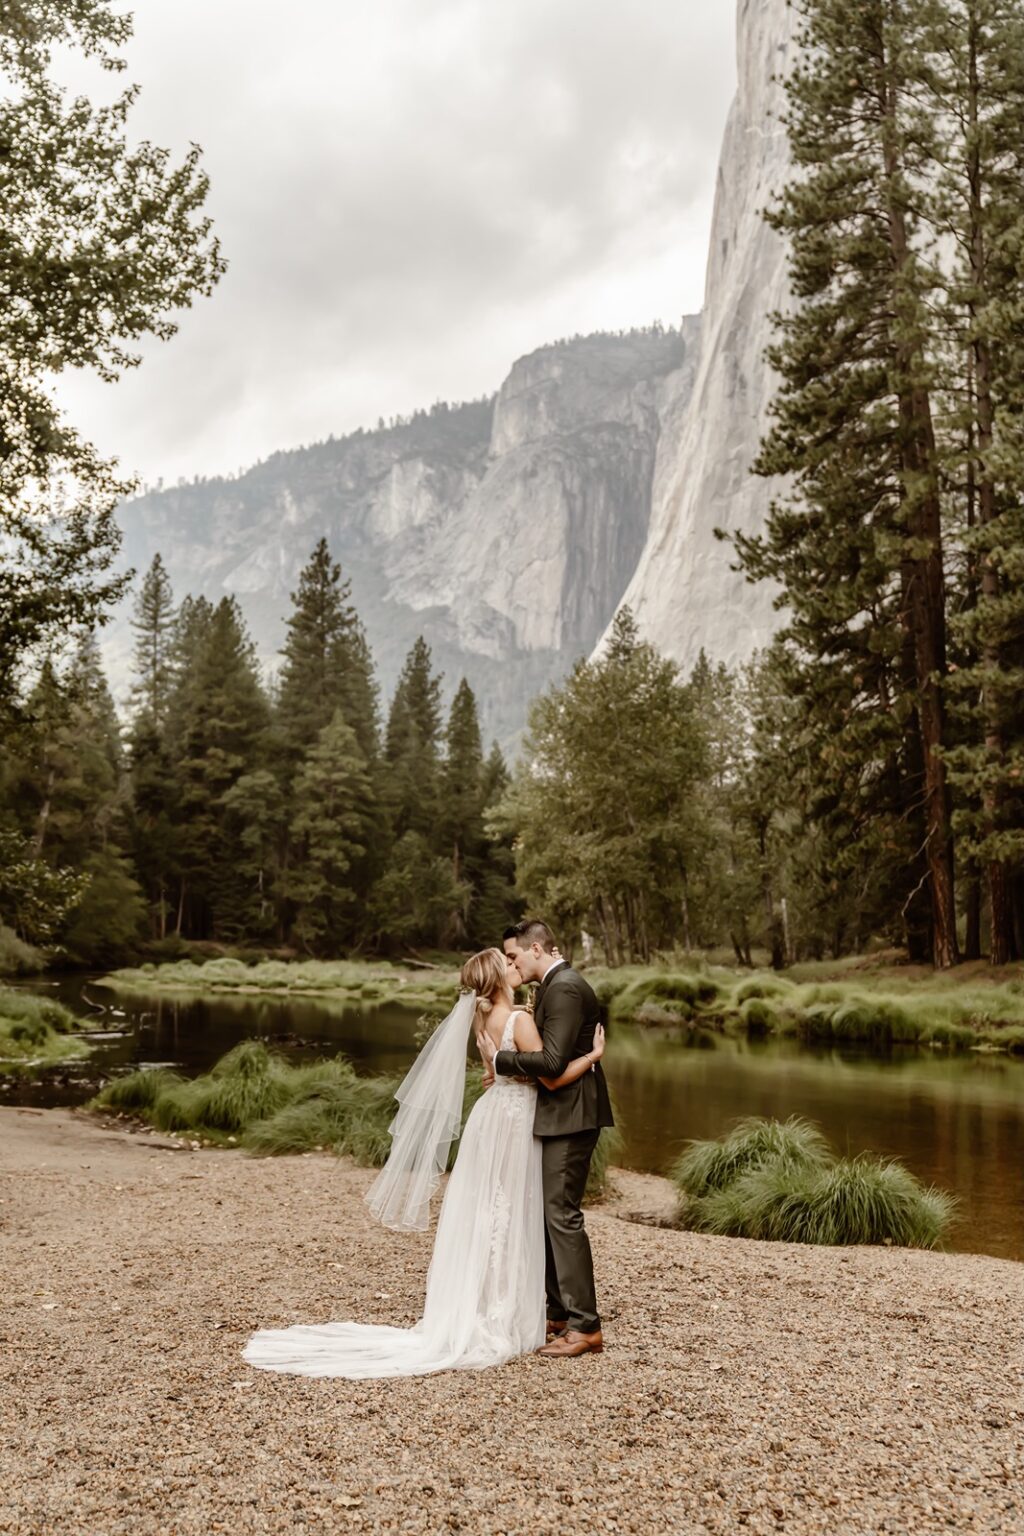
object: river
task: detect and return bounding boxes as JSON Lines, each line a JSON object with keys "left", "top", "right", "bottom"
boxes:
{"left": 6, "top": 977, "right": 1022, "bottom": 1261}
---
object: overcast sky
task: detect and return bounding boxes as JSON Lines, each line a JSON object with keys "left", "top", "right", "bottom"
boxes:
{"left": 57, "top": 1, "right": 737, "bottom": 487}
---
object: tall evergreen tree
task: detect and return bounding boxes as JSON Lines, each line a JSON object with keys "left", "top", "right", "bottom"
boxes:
{"left": 170, "top": 598, "right": 269, "bottom": 938}
{"left": 277, "top": 539, "right": 378, "bottom": 761}
{"left": 926, "top": 0, "right": 1024, "bottom": 960}
{"left": 130, "top": 554, "right": 176, "bottom": 727}
{"left": 4, "top": 637, "right": 144, "bottom": 959}
{"left": 441, "top": 680, "right": 484, "bottom": 872}
{"left": 287, "top": 712, "right": 379, "bottom": 953}
{"left": 734, "top": 0, "right": 961, "bottom": 964}
{"left": 383, "top": 637, "right": 443, "bottom": 843}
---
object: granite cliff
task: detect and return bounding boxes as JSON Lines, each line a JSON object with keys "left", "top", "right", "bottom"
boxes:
{"left": 605, "top": 0, "right": 796, "bottom": 670}
{"left": 111, "top": 326, "right": 697, "bottom": 745}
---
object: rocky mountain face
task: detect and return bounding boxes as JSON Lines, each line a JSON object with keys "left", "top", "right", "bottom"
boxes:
{"left": 605, "top": 0, "right": 796, "bottom": 671}
{"left": 112, "top": 0, "right": 797, "bottom": 737}
{"left": 111, "top": 326, "right": 697, "bottom": 746}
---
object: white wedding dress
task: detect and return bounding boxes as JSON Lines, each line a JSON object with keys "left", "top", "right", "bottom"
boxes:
{"left": 242, "top": 1013, "right": 546, "bottom": 1378}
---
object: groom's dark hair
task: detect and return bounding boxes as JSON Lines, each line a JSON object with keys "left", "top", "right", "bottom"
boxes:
{"left": 506, "top": 917, "right": 557, "bottom": 953}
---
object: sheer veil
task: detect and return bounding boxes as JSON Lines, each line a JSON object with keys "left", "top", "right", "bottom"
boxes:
{"left": 364, "top": 989, "right": 477, "bottom": 1232}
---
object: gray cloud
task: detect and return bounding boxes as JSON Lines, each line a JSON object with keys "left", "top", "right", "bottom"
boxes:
{"left": 57, "top": 0, "right": 735, "bottom": 484}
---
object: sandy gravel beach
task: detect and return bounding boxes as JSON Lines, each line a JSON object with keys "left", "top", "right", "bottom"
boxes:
{"left": 1, "top": 1107, "right": 1021, "bottom": 1536}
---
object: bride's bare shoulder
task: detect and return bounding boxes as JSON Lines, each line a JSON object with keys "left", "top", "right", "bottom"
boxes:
{"left": 511, "top": 1009, "right": 543, "bottom": 1049}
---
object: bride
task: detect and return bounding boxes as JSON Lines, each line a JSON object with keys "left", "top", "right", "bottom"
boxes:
{"left": 242, "top": 946, "right": 604, "bottom": 1378}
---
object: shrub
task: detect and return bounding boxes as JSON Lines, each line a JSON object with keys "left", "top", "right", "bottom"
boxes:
{"left": 673, "top": 1116, "right": 830, "bottom": 1202}
{"left": 740, "top": 997, "right": 781, "bottom": 1035}
{"left": 675, "top": 1117, "right": 955, "bottom": 1249}
{"left": 0, "top": 989, "right": 89, "bottom": 1065}
{"left": 0, "top": 925, "right": 45, "bottom": 976}
{"left": 690, "top": 1156, "right": 954, "bottom": 1249}
{"left": 635, "top": 999, "right": 694, "bottom": 1027}
{"left": 734, "top": 978, "right": 792, "bottom": 1003}
{"left": 611, "top": 971, "right": 721, "bottom": 1022}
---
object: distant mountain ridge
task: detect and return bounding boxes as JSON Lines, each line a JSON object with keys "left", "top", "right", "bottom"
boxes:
{"left": 108, "top": 324, "right": 699, "bottom": 746}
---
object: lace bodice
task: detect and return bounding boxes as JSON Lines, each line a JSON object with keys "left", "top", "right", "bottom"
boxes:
{"left": 492, "top": 1012, "right": 534, "bottom": 1100}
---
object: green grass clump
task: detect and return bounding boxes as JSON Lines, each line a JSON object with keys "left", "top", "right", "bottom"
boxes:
{"left": 734, "top": 978, "right": 793, "bottom": 1004}
{"left": 691, "top": 1156, "right": 954, "bottom": 1249}
{"left": 609, "top": 971, "right": 722, "bottom": 1022}
{"left": 674, "top": 1116, "right": 830, "bottom": 1202}
{"left": 93, "top": 1067, "right": 184, "bottom": 1112}
{"left": 0, "top": 989, "right": 90, "bottom": 1068}
{"left": 740, "top": 997, "right": 782, "bottom": 1035}
{"left": 635, "top": 998, "right": 695, "bottom": 1027}
{"left": 674, "top": 1116, "right": 955, "bottom": 1249}
{"left": 91, "top": 1035, "right": 618, "bottom": 1203}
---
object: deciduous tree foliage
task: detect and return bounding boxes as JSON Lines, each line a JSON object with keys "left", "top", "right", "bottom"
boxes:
{"left": 0, "top": 1, "right": 224, "bottom": 710}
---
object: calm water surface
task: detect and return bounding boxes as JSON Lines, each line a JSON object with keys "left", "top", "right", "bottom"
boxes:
{"left": 7, "top": 977, "right": 1022, "bottom": 1262}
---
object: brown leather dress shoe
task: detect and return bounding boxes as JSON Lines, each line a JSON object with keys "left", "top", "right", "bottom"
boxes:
{"left": 536, "top": 1328, "right": 603, "bottom": 1358}
{"left": 545, "top": 1319, "right": 568, "bottom": 1341}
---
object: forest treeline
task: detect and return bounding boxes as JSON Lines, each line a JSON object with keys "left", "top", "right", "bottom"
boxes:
{"left": 2, "top": 536, "right": 1020, "bottom": 969}
{"left": 0, "top": 542, "right": 519, "bottom": 963}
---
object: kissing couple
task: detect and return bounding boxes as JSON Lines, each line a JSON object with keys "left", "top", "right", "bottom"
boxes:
{"left": 243, "top": 919, "right": 614, "bottom": 1379}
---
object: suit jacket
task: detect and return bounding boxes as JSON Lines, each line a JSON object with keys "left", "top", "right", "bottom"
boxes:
{"left": 494, "top": 962, "right": 614, "bottom": 1138}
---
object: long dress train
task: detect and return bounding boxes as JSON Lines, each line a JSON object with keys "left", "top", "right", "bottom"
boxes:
{"left": 241, "top": 1013, "right": 545, "bottom": 1378}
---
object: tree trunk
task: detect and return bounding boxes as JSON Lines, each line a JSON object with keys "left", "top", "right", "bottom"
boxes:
{"left": 963, "top": 865, "right": 982, "bottom": 963}
{"left": 966, "top": 27, "right": 1013, "bottom": 966}
{"left": 680, "top": 874, "right": 692, "bottom": 954}
{"left": 879, "top": 57, "right": 959, "bottom": 968}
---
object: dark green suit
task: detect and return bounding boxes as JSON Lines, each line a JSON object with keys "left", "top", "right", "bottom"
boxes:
{"left": 494, "top": 962, "right": 613, "bottom": 1333}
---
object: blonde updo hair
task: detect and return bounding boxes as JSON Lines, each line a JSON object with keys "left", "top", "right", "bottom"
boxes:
{"left": 459, "top": 947, "right": 511, "bottom": 1030}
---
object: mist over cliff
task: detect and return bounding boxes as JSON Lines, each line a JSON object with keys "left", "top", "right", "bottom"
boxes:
{"left": 110, "top": 325, "right": 697, "bottom": 745}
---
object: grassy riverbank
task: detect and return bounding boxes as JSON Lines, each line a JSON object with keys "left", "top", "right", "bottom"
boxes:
{"left": 593, "top": 959, "right": 1024, "bottom": 1053}
{"left": 99, "top": 954, "right": 1024, "bottom": 1053}
{"left": 101, "top": 956, "right": 458, "bottom": 1010}
{"left": 0, "top": 989, "right": 91, "bottom": 1071}
{"left": 89, "top": 1039, "right": 620, "bottom": 1197}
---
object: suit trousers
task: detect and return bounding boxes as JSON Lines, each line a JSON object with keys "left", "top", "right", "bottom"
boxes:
{"left": 541, "top": 1129, "right": 601, "bottom": 1333}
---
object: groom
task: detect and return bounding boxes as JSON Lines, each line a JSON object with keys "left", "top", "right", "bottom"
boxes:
{"left": 482, "top": 918, "right": 613, "bottom": 1358}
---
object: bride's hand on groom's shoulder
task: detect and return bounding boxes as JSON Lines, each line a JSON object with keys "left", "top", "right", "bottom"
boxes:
{"left": 476, "top": 1030, "right": 497, "bottom": 1088}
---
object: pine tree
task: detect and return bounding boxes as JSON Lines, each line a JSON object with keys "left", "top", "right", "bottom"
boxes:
{"left": 440, "top": 679, "right": 484, "bottom": 888}
{"left": 278, "top": 539, "right": 378, "bottom": 761}
{"left": 926, "top": 0, "right": 1024, "bottom": 960}
{"left": 734, "top": 0, "right": 961, "bottom": 965}
{"left": 127, "top": 710, "right": 179, "bottom": 940}
{"left": 476, "top": 741, "right": 521, "bottom": 945}
{"left": 5, "top": 637, "right": 144, "bottom": 959}
{"left": 170, "top": 598, "right": 270, "bottom": 938}
{"left": 221, "top": 769, "right": 286, "bottom": 941}
{"left": 287, "top": 712, "right": 380, "bottom": 953}
{"left": 130, "top": 554, "right": 176, "bottom": 727}
{"left": 383, "top": 637, "right": 443, "bottom": 843}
